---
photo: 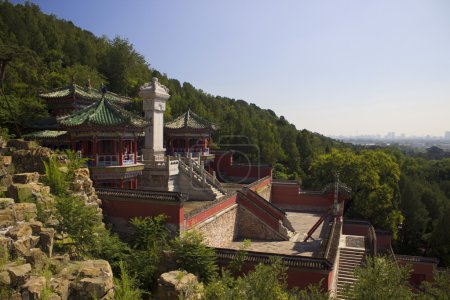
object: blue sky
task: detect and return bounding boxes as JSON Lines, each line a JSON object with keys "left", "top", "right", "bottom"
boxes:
{"left": 18, "top": 0, "right": 450, "bottom": 136}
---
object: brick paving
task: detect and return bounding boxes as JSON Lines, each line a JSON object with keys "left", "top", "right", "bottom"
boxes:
{"left": 223, "top": 210, "right": 332, "bottom": 257}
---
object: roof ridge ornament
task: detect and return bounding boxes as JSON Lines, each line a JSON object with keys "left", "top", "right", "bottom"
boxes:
{"left": 86, "top": 77, "right": 92, "bottom": 90}
{"left": 100, "top": 83, "right": 107, "bottom": 95}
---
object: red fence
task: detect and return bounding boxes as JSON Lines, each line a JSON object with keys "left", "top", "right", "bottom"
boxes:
{"left": 184, "top": 194, "right": 238, "bottom": 229}
{"left": 271, "top": 181, "right": 331, "bottom": 208}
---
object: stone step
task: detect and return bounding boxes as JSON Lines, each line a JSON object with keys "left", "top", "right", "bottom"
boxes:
{"left": 338, "top": 262, "right": 360, "bottom": 269}
{"left": 340, "top": 253, "right": 366, "bottom": 259}
{"left": 340, "top": 248, "right": 367, "bottom": 255}
{"left": 338, "top": 270, "right": 355, "bottom": 277}
{"left": 338, "top": 274, "right": 356, "bottom": 280}
{"left": 339, "top": 256, "right": 364, "bottom": 262}
{"left": 338, "top": 258, "right": 362, "bottom": 264}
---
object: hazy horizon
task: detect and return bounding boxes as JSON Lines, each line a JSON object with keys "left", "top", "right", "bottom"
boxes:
{"left": 16, "top": 0, "right": 450, "bottom": 136}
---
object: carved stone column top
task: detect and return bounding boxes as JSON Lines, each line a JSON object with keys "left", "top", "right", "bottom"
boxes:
{"left": 139, "top": 77, "right": 170, "bottom": 100}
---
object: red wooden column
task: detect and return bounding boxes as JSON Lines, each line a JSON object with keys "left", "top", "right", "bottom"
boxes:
{"left": 81, "top": 140, "right": 87, "bottom": 155}
{"left": 185, "top": 138, "right": 189, "bottom": 154}
{"left": 92, "top": 136, "right": 97, "bottom": 166}
{"left": 119, "top": 138, "right": 123, "bottom": 165}
{"left": 134, "top": 139, "right": 138, "bottom": 163}
{"left": 134, "top": 177, "right": 138, "bottom": 189}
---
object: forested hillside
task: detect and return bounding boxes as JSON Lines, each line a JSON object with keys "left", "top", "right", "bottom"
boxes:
{"left": 0, "top": 1, "right": 342, "bottom": 180}
{"left": 1, "top": 2, "right": 449, "bottom": 266}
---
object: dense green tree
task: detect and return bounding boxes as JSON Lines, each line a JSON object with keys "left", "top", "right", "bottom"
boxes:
{"left": 418, "top": 269, "right": 450, "bottom": 300}
{"left": 343, "top": 256, "right": 413, "bottom": 300}
{"left": 55, "top": 195, "right": 102, "bottom": 255}
{"left": 204, "top": 258, "right": 329, "bottom": 300}
{"left": 127, "top": 215, "right": 170, "bottom": 289}
{"left": 113, "top": 261, "right": 144, "bottom": 300}
{"left": 172, "top": 231, "right": 218, "bottom": 283}
{"left": 311, "top": 149, "right": 403, "bottom": 238}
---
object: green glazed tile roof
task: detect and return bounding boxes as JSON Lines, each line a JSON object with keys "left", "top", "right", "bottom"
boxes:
{"left": 165, "top": 109, "right": 218, "bottom": 130}
{"left": 23, "top": 130, "right": 67, "bottom": 139}
{"left": 58, "top": 97, "right": 150, "bottom": 128}
{"left": 39, "top": 84, "right": 131, "bottom": 105}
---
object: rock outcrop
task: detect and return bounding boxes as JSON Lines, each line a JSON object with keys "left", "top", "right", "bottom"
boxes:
{"left": 158, "top": 270, "right": 203, "bottom": 300}
{"left": 0, "top": 141, "right": 116, "bottom": 299}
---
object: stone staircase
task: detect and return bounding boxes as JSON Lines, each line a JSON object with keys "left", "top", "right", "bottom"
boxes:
{"left": 178, "top": 157, "right": 225, "bottom": 200}
{"left": 335, "top": 246, "right": 367, "bottom": 299}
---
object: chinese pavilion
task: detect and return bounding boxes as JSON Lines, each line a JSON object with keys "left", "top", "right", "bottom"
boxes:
{"left": 165, "top": 109, "right": 217, "bottom": 157}
{"left": 40, "top": 80, "right": 131, "bottom": 117}
{"left": 58, "top": 96, "right": 149, "bottom": 189}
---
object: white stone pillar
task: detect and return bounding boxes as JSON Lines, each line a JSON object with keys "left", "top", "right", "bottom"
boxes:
{"left": 139, "top": 77, "right": 170, "bottom": 163}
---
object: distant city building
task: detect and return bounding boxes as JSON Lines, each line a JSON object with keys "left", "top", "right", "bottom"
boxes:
{"left": 445, "top": 131, "right": 450, "bottom": 140}
{"left": 385, "top": 132, "right": 395, "bottom": 139}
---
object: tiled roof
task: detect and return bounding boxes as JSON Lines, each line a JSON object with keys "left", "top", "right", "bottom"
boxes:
{"left": 39, "top": 84, "right": 131, "bottom": 105}
{"left": 165, "top": 109, "right": 218, "bottom": 130}
{"left": 58, "top": 97, "right": 150, "bottom": 129}
{"left": 23, "top": 130, "right": 67, "bottom": 139}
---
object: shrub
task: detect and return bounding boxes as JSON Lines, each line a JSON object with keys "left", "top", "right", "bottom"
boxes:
{"left": 55, "top": 195, "right": 101, "bottom": 255}
{"left": 172, "top": 231, "right": 218, "bottom": 283}
{"left": 43, "top": 155, "right": 67, "bottom": 196}
{"left": 113, "top": 261, "right": 144, "bottom": 300}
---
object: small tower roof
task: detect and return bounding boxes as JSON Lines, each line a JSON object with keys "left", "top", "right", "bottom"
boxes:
{"left": 58, "top": 97, "right": 149, "bottom": 129}
{"left": 165, "top": 109, "right": 218, "bottom": 131}
{"left": 39, "top": 83, "right": 131, "bottom": 105}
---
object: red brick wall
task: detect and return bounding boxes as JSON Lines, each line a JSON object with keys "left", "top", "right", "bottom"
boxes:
{"left": 247, "top": 176, "right": 272, "bottom": 192}
{"left": 235, "top": 263, "right": 330, "bottom": 289}
{"left": 342, "top": 223, "right": 370, "bottom": 237}
{"left": 397, "top": 260, "right": 435, "bottom": 286}
{"left": 271, "top": 183, "right": 331, "bottom": 208}
{"left": 244, "top": 190, "right": 284, "bottom": 220}
{"left": 375, "top": 231, "right": 392, "bottom": 250}
{"left": 286, "top": 268, "right": 330, "bottom": 290}
{"left": 185, "top": 194, "right": 238, "bottom": 229}
{"left": 102, "top": 199, "right": 183, "bottom": 225}
{"left": 271, "top": 183, "right": 300, "bottom": 205}
{"left": 239, "top": 196, "right": 279, "bottom": 231}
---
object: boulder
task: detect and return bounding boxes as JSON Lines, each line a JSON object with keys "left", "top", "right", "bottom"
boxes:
{"left": 49, "top": 254, "right": 70, "bottom": 275}
{"left": 10, "top": 292, "right": 22, "bottom": 300}
{"left": 0, "top": 236, "right": 11, "bottom": 254}
{"left": 50, "top": 277, "right": 69, "bottom": 300}
{"left": 11, "top": 146, "right": 66, "bottom": 174}
{"left": 26, "top": 248, "right": 47, "bottom": 269}
{"left": 21, "top": 276, "right": 46, "bottom": 300}
{"left": 0, "top": 197, "right": 14, "bottom": 209}
{"left": 69, "top": 260, "right": 113, "bottom": 300}
{"left": 29, "top": 221, "right": 43, "bottom": 235}
{"left": 0, "top": 270, "right": 11, "bottom": 285}
{"left": 7, "top": 263, "right": 31, "bottom": 287}
{"left": 7, "top": 139, "right": 33, "bottom": 150}
{"left": 158, "top": 270, "right": 201, "bottom": 300}
{"left": 13, "top": 173, "right": 40, "bottom": 184}
{"left": 0, "top": 207, "right": 14, "bottom": 228}
{"left": 7, "top": 183, "right": 36, "bottom": 203}
{"left": 13, "top": 238, "right": 32, "bottom": 257}
{"left": 2, "top": 155, "right": 12, "bottom": 166}
{"left": 39, "top": 228, "right": 55, "bottom": 257}
{"left": 7, "top": 223, "right": 32, "bottom": 240}
{"left": 13, "top": 203, "right": 38, "bottom": 222}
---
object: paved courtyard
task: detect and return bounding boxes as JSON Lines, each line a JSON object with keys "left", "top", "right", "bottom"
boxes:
{"left": 223, "top": 210, "right": 332, "bottom": 257}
